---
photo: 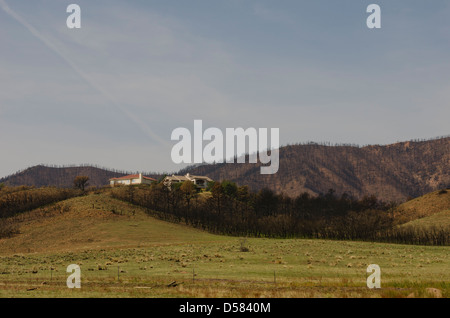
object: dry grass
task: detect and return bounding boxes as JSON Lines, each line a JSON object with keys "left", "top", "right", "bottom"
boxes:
{"left": 400, "top": 210, "right": 450, "bottom": 230}
{"left": 0, "top": 194, "right": 224, "bottom": 255}
{"left": 0, "top": 192, "right": 448, "bottom": 298}
{"left": 395, "top": 189, "right": 450, "bottom": 224}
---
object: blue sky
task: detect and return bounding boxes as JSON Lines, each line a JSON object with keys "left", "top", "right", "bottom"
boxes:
{"left": 1, "top": 0, "right": 449, "bottom": 177}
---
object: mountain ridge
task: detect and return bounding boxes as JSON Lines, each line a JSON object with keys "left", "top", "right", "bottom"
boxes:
{"left": 1, "top": 136, "right": 449, "bottom": 202}
{"left": 182, "top": 136, "right": 450, "bottom": 202}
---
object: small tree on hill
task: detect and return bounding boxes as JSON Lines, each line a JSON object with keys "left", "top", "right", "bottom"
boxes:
{"left": 221, "top": 180, "right": 238, "bottom": 198}
{"left": 127, "top": 184, "right": 135, "bottom": 203}
{"left": 211, "top": 182, "right": 225, "bottom": 215}
{"left": 180, "top": 181, "right": 197, "bottom": 212}
{"left": 157, "top": 174, "right": 167, "bottom": 184}
{"left": 73, "top": 176, "right": 89, "bottom": 192}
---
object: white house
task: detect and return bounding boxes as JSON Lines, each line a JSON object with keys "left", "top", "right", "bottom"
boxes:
{"left": 163, "top": 173, "right": 213, "bottom": 189}
{"left": 109, "top": 173, "right": 156, "bottom": 187}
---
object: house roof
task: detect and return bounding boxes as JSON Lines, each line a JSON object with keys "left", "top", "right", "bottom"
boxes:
{"left": 110, "top": 174, "right": 156, "bottom": 181}
{"left": 164, "top": 175, "right": 190, "bottom": 182}
{"left": 188, "top": 175, "right": 213, "bottom": 182}
{"left": 164, "top": 174, "right": 213, "bottom": 182}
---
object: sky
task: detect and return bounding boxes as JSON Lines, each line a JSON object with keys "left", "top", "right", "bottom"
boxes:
{"left": 0, "top": 0, "right": 449, "bottom": 178}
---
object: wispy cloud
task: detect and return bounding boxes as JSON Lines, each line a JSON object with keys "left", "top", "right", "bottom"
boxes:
{"left": 0, "top": 0, "right": 167, "bottom": 146}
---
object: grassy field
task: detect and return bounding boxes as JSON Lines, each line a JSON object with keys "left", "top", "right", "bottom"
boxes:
{"left": 400, "top": 210, "right": 450, "bottom": 230}
{"left": 0, "top": 193, "right": 448, "bottom": 298}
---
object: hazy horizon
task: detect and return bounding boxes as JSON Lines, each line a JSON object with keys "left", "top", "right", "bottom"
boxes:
{"left": 2, "top": 134, "right": 449, "bottom": 179}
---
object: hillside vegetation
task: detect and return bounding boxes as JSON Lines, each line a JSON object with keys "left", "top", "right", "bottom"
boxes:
{"left": 110, "top": 182, "right": 449, "bottom": 245}
{"left": 390, "top": 190, "right": 450, "bottom": 244}
{"left": 1, "top": 137, "right": 449, "bottom": 202}
{"left": 400, "top": 210, "right": 450, "bottom": 230}
{"left": 0, "top": 191, "right": 448, "bottom": 298}
{"left": 0, "top": 193, "right": 223, "bottom": 255}
{"left": 394, "top": 189, "right": 450, "bottom": 224}
{"left": 0, "top": 165, "right": 160, "bottom": 189}
{"left": 0, "top": 186, "right": 80, "bottom": 239}
{"left": 1, "top": 184, "right": 449, "bottom": 247}
{"left": 186, "top": 137, "right": 450, "bottom": 202}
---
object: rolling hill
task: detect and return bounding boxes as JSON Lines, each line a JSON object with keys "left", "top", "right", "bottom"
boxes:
{"left": 0, "top": 189, "right": 448, "bottom": 298}
{"left": 0, "top": 193, "right": 223, "bottom": 255}
{"left": 394, "top": 189, "right": 450, "bottom": 226}
{"left": 1, "top": 187, "right": 448, "bottom": 256}
{"left": 399, "top": 210, "right": 450, "bottom": 230}
{"left": 0, "top": 165, "right": 160, "bottom": 189}
{"left": 1, "top": 136, "right": 449, "bottom": 202}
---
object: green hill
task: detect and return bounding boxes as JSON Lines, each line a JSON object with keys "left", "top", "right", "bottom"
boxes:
{"left": 394, "top": 189, "right": 450, "bottom": 225}
{"left": 0, "top": 193, "right": 224, "bottom": 255}
{"left": 400, "top": 210, "right": 450, "bottom": 229}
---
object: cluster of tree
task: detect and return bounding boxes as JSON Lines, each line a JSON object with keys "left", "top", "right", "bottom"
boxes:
{"left": 0, "top": 185, "right": 80, "bottom": 219}
{"left": 111, "top": 181, "right": 447, "bottom": 244}
{"left": 377, "top": 225, "right": 449, "bottom": 246}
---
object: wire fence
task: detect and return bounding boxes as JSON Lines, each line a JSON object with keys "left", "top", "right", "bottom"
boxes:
{"left": 0, "top": 264, "right": 283, "bottom": 287}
